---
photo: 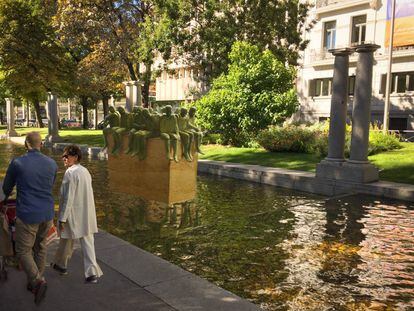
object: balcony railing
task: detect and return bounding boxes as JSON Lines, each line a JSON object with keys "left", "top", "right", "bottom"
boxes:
{"left": 309, "top": 48, "right": 334, "bottom": 62}
{"left": 315, "top": 0, "right": 344, "bottom": 8}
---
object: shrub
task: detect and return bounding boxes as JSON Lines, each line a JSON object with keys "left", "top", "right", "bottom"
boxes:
{"left": 257, "top": 123, "right": 401, "bottom": 157}
{"left": 368, "top": 130, "right": 402, "bottom": 155}
{"left": 195, "top": 41, "right": 299, "bottom": 147}
{"left": 203, "top": 133, "right": 221, "bottom": 145}
{"left": 256, "top": 125, "right": 317, "bottom": 153}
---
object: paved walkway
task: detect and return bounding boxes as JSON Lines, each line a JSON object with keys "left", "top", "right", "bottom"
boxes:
{"left": 0, "top": 231, "right": 259, "bottom": 311}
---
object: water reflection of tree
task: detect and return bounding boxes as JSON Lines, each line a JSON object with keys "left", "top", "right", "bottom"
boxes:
{"left": 278, "top": 202, "right": 328, "bottom": 310}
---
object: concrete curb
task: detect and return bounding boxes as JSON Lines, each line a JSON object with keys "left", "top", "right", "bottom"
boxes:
{"left": 198, "top": 160, "right": 414, "bottom": 202}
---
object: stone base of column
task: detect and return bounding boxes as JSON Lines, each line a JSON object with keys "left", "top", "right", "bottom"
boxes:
{"left": 316, "top": 160, "right": 379, "bottom": 183}
{"left": 6, "top": 129, "right": 19, "bottom": 137}
{"left": 45, "top": 134, "right": 63, "bottom": 144}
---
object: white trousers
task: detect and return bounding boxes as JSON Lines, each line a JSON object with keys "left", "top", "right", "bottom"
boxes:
{"left": 54, "top": 234, "right": 103, "bottom": 278}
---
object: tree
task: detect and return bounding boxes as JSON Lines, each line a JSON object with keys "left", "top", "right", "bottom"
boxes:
{"left": 0, "top": 0, "right": 75, "bottom": 127}
{"left": 54, "top": 0, "right": 174, "bottom": 107}
{"left": 195, "top": 41, "right": 299, "bottom": 146}
{"left": 167, "top": 0, "right": 311, "bottom": 79}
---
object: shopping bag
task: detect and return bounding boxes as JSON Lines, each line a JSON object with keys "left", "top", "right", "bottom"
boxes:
{"left": 45, "top": 224, "right": 58, "bottom": 246}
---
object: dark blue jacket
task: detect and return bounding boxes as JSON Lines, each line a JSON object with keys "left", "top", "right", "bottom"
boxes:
{"left": 2, "top": 149, "right": 58, "bottom": 224}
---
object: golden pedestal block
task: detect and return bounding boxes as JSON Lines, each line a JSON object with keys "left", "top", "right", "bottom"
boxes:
{"left": 107, "top": 134, "right": 197, "bottom": 204}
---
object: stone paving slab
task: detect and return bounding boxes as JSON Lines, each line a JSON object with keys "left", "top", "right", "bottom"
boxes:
{"left": 145, "top": 275, "right": 259, "bottom": 311}
{"left": 1, "top": 231, "right": 261, "bottom": 311}
{"left": 0, "top": 247, "right": 175, "bottom": 311}
{"left": 96, "top": 243, "right": 192, "bottom": 287}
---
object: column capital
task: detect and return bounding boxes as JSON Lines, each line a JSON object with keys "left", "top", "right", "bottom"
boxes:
{"left": 355, "top": 43, "right": 380, "bottom": 53}
{"left": 328, "top": 47, "right": 354, "bottom": 56}
{"left": 5, "top": 98, "right": 14, "bottom": 103}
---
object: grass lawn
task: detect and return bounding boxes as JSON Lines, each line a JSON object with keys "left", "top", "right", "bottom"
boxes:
{"left": 369, "top": 142, "right": 414, "bottom": 184}
{"left": 199, "top": 144, "right": 322, "bottom": 172}
{"left": 2, "top": 126, "right": 413, "bottom": 184}
{"left": 0, "top": 125, "right": 104, "bottom": 147}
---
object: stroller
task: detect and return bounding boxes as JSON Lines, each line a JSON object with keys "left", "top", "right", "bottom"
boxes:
{"left": 0, "top": 199, "right": 16, "bottom": 281}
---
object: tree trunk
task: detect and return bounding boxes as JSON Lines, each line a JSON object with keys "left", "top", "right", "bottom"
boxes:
{"left": 102, "top": 96, "right": 109, "bottom": 118}
{"left": 126, "top": 61, "right": 138, "bottom": 81}
{"left": 81, "top": 96, "right": 89, "bottom": 129}
{"left": 142, "top": 63, "right": 152, "bottom": 108}
{"left": 94, "top": 105, "right": 98, "bottom": 130}
{"left": 0, "top": 110, "right": 3, "bottom": 125}
{"left": 33, "top": 99, "right": 44, "bottom": 128}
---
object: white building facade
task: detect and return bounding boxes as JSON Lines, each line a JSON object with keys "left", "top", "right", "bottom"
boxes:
{"left": 297, "top": 0, "right": 414, "bottom": 131}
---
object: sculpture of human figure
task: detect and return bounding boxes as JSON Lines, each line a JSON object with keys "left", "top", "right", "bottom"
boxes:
{"left": 160, "top": 105, "right": 180, "bottom": 162}
{"left": 102, "top": 106, "right": 121, "bottom": 154}
{"left": 188, "top": 107, "right": 204, "bottom": 154}
{"left": 131, "top": 109, "right": 161, "bottom": 160}
{"left": 177, "top": 107, "right": 194, "bottom": 161}
{"left": 112, "top": 107, "right": 129, "bottom": 155}
{"left": 125, "top": 107, "right": 145, "bottom": 155}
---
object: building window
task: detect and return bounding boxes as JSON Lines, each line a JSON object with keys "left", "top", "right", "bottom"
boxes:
{"left": 348, "top": 76, "right": 356, "bottom": 95}
{"left": 309, "top": 78, "right": 332, "bottom": 97}
{"left": 389, "top": 118, "right": 408, "bottom": 131}
{"left": 380, "top": 71, "right": 414, "bottom": 94}
{"left": 323, "top": 21, "right": 336, "bottom": 50}
{"left": 351, "top": 15, "right": 366, "bottom": 45}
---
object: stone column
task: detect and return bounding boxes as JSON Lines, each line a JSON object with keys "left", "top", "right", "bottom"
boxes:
{"left": 93, "top": 106, "right": 98, "bottom": 129}
{"left": 22, "top": 103, "right": 26, "bottom": 121}
{"left": 45, "top": 92, "right": 62, "bottom": 143}
{"left": 110, "top": 95, "right": 115, "bottom": 107}
{"left": 349, "top": 44, "right": 380, "bottom": 162}
{"left": 25, "top": 102, "right": 30, "bottom": 126}
{"left": 67, "top": 100, "right": 71, "bottom": 119}
{"left": 326, "top": 48, "right": 354, "bottom": 161}
{"left": 123, "top": 81, "right": 133, "bottom": 112}
{"left": 342, "top": 43, "right": 380, "bottom": 183}
{"left": 131, "top": 80, "right": 143, "bottom": 107}
{"left": 5, "top": 98, "right": 18, "bottom": 137}
{"left": 316, "top": 48, "right": 353, "bottom": 179}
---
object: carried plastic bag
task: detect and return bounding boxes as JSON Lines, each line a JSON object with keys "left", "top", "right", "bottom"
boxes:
{"left": 45, "top": 224, "right": 58, "bottom": 246}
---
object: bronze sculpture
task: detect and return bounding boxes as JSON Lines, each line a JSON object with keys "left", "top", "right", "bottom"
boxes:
{"left": 160, "top": 105, "right": 180, "bottom": 162}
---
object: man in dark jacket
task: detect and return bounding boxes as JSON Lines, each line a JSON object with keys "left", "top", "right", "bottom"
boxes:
{"left": 2, "top": 131, "right": 58, "bottom": 305}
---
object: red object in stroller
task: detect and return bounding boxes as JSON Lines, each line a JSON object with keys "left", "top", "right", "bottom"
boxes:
{"left": 0, "top": 199, "right": 16, "bottom": 281}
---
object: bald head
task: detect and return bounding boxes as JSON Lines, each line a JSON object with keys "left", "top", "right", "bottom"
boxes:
{"left": 25, "top": 132, "right": 42, "bottom": 150}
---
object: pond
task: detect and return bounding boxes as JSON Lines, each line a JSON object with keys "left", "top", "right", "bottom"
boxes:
{"left": 1, "top": 140, "right": 414, "bottom": 310}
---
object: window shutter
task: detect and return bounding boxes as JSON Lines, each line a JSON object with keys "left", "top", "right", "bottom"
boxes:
{"left": 379, "top": 74, "right": 387, "bottom": 95}
{"left": 308, "top": 79, "right": 316, "bottom": 97}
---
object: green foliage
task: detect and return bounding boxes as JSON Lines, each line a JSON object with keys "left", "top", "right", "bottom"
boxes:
{"left": 0, "top": 0, "right": 75, "bottom": 98}
{"left": 167, "top": 0, "right": 311, "bottom": 78}
{"left": 256, "top": 126, "right": 316, "bottom": 153}
{"left": 368, "top": 130, "right": 402, "bottom": 155}
{"left": 257, "top": 123, "right": 402, "bottom": 157}
{"left": 195, "top": 42, "right": 299, "bottom": 147}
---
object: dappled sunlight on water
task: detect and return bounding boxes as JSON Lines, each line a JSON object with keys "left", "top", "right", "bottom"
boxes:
{"left": 1, "top": 140, "right": 414, "bottom": 310}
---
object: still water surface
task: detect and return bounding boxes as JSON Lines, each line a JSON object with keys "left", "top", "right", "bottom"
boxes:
{"left": 1, "top": 141, "right": 414, "bottom": 310}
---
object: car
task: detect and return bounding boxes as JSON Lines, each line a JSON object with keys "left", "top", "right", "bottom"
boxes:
{"left": 62, "top": 119, "right": 82, "bottom": 128}
{"left": 15, "top": 118, "right": 26, "bottom": 126}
